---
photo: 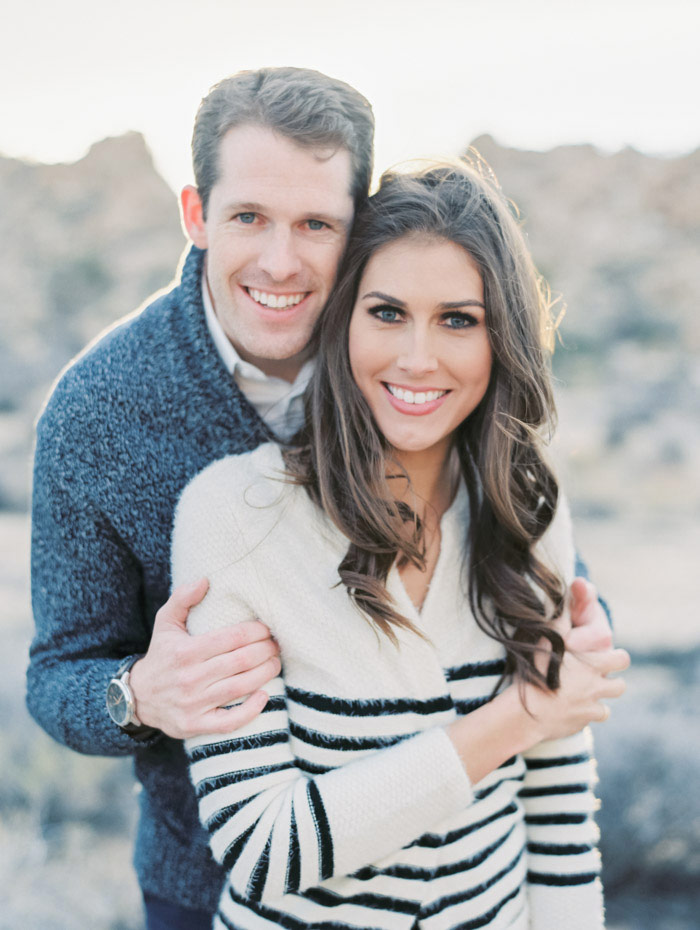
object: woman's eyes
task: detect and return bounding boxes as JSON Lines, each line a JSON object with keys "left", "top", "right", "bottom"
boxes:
{"left": 306, "top": 219, "right": 328, "bottom": 231}
{"left": 367, "top": 306, "right": 479, "bottom": 329}
{"left": 368, "top": 304, "right": 402, "bottom": 323}
{"left": 442, "top": 311, "right": 478, "bottom": 329}
{"left": 234, "top": 212, "right": 257, "bottom": 224}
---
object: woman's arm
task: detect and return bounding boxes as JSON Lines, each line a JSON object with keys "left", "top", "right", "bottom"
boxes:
{"left": 521, "top": 729, "right": 604, "bottom": 930}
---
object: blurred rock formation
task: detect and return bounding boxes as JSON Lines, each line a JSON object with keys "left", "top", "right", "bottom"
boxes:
{"left": 0, "top": 133, "right": 185, "bottom": 508}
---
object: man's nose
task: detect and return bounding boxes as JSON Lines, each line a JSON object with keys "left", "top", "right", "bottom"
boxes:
{"left": 396, "top": 330, "right": 439, "bottom": 375}
{"left": 257, "top": 228, "right": 303, "bottom": 281}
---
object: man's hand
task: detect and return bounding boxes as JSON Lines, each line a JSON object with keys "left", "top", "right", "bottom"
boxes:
{"left": 566, "top": 577, "right": 613, "bottom": 652}
{"left": 129, "top": 579, "right": 281, "bottom": 739}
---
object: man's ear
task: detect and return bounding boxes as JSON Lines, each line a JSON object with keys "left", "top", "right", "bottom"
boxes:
{"left": 181, "top": 185, "right": 208, "bottom": 249}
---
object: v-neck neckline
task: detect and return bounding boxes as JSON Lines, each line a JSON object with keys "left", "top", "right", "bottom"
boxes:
{"left": 388, "top": 481, "right": 469, "bottom": 621}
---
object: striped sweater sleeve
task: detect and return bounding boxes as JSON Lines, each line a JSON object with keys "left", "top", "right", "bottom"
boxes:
{"left": 521, "top": 728, "right": 604, "bottom": 929}
{"left": 172, "top": 461, "right": 473, "bottom": 904}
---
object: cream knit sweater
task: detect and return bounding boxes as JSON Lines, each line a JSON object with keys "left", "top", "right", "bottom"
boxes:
{"left": 172, "top": 443, "right": 604, "bottom": 930}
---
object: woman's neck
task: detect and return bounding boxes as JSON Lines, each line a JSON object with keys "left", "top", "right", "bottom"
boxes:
{"left": 391, "top": 440, "right": 458, "bottom": 531}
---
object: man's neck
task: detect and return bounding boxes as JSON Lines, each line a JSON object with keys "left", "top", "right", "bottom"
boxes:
{"left": 238, "top": 350, "right": 309, "bottom": 383}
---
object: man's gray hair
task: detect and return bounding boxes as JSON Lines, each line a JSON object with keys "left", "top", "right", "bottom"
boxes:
{"left": 192, "top": 67, "right": 375, "bottom": 217}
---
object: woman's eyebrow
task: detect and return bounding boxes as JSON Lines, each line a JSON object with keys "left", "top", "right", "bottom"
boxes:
{"left": 439, "top": 299, "right": 486, "bottom": 310}
{"left": 361, "top": 292, "right": 486, "bottom": 311}
{"left": 361, "top": 290, "right": 407, "bottom": 307}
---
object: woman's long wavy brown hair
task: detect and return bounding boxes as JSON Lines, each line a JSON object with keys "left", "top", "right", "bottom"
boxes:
{"left": 284, "top": 159, "right": 567, "bottom": 690}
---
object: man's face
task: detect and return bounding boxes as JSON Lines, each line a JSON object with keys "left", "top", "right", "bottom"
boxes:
{"left": 182, "top": 124, "right": 355, "bottom": 380}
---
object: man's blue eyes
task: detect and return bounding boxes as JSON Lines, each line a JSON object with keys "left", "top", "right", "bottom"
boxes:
{"left": 234, "top": 214, "right": 326, "bottom": 229}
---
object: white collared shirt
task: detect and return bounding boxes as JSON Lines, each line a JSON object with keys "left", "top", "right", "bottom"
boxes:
{"left": 202, "top": 275, "right": 313, "bottom": 440}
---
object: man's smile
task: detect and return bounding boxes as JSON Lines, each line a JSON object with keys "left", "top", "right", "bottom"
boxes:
{"left": 245, "top": 287, "right": 308, "bottom": 309}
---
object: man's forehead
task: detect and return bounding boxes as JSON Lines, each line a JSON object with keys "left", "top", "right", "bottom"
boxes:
{"left": 212, "top": 124, "right": 354, "bottom": 213}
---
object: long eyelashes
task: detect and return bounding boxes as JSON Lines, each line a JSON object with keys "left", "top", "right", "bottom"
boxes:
{"left": 367, "top": 304, "right": 403, "bottom": 323}
{"left": 442, "top": 311, "right": 478, "bottom": 329}
{"left": 366, "top": 305, "right": 479, "bottom": 329}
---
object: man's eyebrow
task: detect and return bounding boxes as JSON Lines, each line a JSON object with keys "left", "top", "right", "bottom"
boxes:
{"left": 361, "top": 291, "right": 486, "bottom": 311}
{"left": 222, "top": 201, "right": 265, "bottom": 214}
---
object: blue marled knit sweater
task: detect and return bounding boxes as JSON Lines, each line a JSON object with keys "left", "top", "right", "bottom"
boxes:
{"left": 27, "top": 244, "right": 269, "bottom": 912}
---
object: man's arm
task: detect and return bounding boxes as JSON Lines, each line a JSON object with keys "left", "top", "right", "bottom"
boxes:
{"left": 129, "top": 579, "right": 279, "bottom": 739}
{"left": 27, "top": 394, "right": 279, "bottom": 754}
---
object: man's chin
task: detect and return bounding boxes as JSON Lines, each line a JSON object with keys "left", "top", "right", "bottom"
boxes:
{"left": 237, "top": 337, "right": 313, "bottom": 381}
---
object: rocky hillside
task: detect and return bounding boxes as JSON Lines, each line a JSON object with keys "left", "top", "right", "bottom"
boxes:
{"left": 0, "top": 133, "right": 185, "bottom": 507}
{"left": 1, "top": 133, "right": 699, "bottom": 516}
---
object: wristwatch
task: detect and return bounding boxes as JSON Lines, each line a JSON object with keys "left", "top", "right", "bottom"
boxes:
{"left": 106, "top": 656, "right": 159, "bottom": 741}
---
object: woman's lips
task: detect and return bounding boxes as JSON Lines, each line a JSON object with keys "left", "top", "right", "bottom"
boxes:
{"left": 382, "top": 382, "right": 450, "bottom": 416}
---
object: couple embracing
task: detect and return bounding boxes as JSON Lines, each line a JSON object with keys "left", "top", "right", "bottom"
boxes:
{"left": 28, "top": 67, "right": 628, "bottom": 930}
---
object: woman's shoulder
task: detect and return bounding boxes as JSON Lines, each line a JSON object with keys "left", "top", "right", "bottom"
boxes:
{"left": 179, "top": 442, "right": 284, "bottom": 502}
{"left": 172, "top": 443, "right": 297, "bottom": 575}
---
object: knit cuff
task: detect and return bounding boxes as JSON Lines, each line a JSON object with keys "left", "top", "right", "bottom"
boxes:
{"left": 527, "top": 877, "right": 604, "bottom": 930}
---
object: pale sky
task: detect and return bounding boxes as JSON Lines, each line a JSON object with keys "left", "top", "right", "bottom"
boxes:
{"left": 2, "top": 0, "right": 698, "bottom": 192}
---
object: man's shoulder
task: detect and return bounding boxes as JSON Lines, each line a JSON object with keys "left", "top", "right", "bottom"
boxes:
{"left": 38, "top": 245, "right": 208, "bottom": 426}
{"left": 47, "top": 290, "right": 177, "bottom": 397}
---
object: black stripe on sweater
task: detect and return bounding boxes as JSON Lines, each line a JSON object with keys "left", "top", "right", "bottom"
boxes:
{"left": 525, "top": 812, "right": 587, "bottom": 826}
{"left": 263, "top": 695, "right": 287, "bottom": 713}
{"left": 205, "top": 798, "right": 250, "bottom": 832}
{"left": 286, "top": 685, "right": 453, "bottom": 717}
{"left": 221, "top": 822, "right": 256, "bottom": 874}
{"left": 290, "top": 720, "right": 408, "bottom": 752}
{"left": 355, "top": 824, "right": 517, "bottom": 881}
{"left": 519, "top": 782, "right": 588, "bottom": 798}
{"left": 307, "top": 780, "right": 334, "bottom": 880}
{"left": 285, "top": 809, "right": 301, "bottom": 894}
{"left": 454, "top": 696, "right": 490, "bottom": 715}
{"left": 422, "top": 847, "right": 524, "bottom": 916}
{"left": 445, "top": 659, "right": 506, "bottom": 681}
{"left": 223, "top": 887, "right": 387, "bottom": 930}
{"left": 195, "top": 761, "right": 295, "bottom": 799}
{"left": 247, "top": 833, "right": 272, "bottom": 901}
{"left": 410, "top": 801, "right": 518, "bottom": 848}
{"left": 302, "top": 886, "right": 418, "bottom": 915}
{"left": 188, "top": 729, "right": 287, "bottom": 762}
{"left": 527, "top": 841, "right": 594, "bottom": 856}
{"left": 451, "top": 884, "right": 523, "bottom": 930}
{"left": 294, "top": 757, "right": 334, "bottom": 775}
{"left": 525, "top": 753, "right": 590, "bottom": 770}
{"left": 527, "top": 870, "right": 598, "bottom": 886}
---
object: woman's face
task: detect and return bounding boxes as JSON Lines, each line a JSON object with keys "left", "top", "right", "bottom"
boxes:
{"left": 348, "top": 235, "right": 492, "bottom": 461}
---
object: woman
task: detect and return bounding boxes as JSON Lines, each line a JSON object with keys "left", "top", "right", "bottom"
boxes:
{"left": 172, "top": 161, "right": 628, "bottom": 930}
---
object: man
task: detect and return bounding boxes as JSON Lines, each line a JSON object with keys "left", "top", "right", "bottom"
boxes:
{"left": 27, "top": 67, "right": 612, "bottom": 929}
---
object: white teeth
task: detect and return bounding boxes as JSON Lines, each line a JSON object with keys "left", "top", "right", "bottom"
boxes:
{"left": 247, "top": 288, "right": 305, "bottom": 309}
{"left": 386, "top": 385, "right": 447, "bottom": 404}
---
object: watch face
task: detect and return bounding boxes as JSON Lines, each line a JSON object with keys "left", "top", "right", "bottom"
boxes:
{"left": 106, "top": 679, "right": 132, "bottom": 727}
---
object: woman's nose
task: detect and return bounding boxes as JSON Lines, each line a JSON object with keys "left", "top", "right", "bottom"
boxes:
{"left": 396, "top": 332, "right": 439, "bottom": 375}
